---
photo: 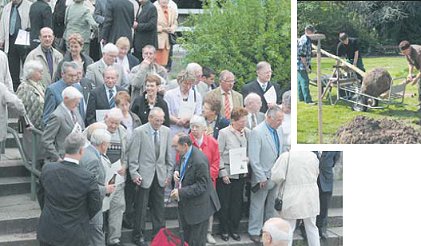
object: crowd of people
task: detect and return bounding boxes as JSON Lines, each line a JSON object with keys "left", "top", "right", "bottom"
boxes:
{"left": 0, "top": 0, "right": 343, "bottom": 246}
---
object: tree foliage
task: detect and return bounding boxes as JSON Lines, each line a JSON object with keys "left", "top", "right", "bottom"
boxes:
{"left": 298, "top": 1, "right": 421, "bottom": 55}
{"left": 180, "top": 0, "right": 291, "bottom": 91}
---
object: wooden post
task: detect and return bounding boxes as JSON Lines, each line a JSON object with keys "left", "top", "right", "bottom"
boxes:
{"left": 308, "top": 34, "right": 326, "bottom": 144}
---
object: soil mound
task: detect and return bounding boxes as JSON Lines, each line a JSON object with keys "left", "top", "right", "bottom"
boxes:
{"left": 336, "top": 116, "right": 421, "bottom": 144}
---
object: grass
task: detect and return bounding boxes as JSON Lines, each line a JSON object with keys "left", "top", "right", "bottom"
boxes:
{"left": 297, "top": 56, "right": 421, "bottom": 144}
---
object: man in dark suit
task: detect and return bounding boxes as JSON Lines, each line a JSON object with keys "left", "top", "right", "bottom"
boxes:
{"left": 242, "top": 61, "right": 282, "bottom": 113}
{"left": 133, "top": 0, "right": 157, "bottom": 59}
{"left": 315, "top": 151, "right": 341, "bottom": 239}
{"left": 37, "top": 132, "right": 101, "bottom": 246}
{"left": 42, "top": 61, "right": 85, "bottom": 126}
{"left": 42, "top": 86, "right": 85, "bottom": 162}
{"left": 171, "top": 133, "right": 221, "bottom": 246}
{"left": 101, "top": 0, "right": 134, "bottom": 45}
{"left": 86, "top": 66, "right": 126, "bottom": 126}
{"left": 29, "top": 0, "right": 52, "bottom": 50}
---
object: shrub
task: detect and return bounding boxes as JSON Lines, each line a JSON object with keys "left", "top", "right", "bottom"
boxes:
{"left": 180, "top": 0, "right": 291, "bottom": 91}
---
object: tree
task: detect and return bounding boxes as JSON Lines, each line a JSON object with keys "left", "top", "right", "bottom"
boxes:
{"left": 180, "top": 0, "right": 291, "bottom": 91}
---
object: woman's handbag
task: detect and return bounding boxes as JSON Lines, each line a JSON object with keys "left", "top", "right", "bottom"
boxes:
{"left": 169, "top": 33, "right": 177, "bottom": 45}
{"left": 274, "top": 152, "right": 290, "bottom": 211}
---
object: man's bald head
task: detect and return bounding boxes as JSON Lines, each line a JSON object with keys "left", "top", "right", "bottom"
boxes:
{"left": 262, "top": 218, "right": 291, "bottom": 246}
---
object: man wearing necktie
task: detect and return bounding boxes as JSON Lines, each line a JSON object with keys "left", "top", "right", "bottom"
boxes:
{"left": 244, "top": 92, "right": 265, "bottom": 130}
{"left": 128, "top": 107, "right": 174, "bottom": 246}
{"left": 207, "top": 70, "right": 244, "bottom": 120}
{"left": 171, "top": 133, "right": 220, "bottom": 246}
{"left": 86, "top": 66, "right": 127, "bottom": 126}
{"left": 0, "top": 0, "right": 32, "bottom": 91}
{"left": 248, "top": 106, "right": 284, "bottom": 243}
{"left": 42, "top": 61, "right": 85, "bottom": 126}
{"left": 42, "top": 86, "right": 85, "bottom": 162}
{"left": 25, "top": 27, "right": 63, "bottom": 86}
{"left": 242, "top": 61, "right": 283, "bottom": 113}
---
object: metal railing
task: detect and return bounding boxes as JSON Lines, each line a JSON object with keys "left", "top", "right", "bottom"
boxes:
{"left": 6, "top": 122, "right": 43, "bottom": 201}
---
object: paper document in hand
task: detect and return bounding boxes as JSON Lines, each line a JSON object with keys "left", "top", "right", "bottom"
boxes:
{"left": 96, "top": 109, "right": 110, "bottom": 122}
{"left": 229, "top": 147, "right": 248, "bottom": 175}
{"left": 15, "top": 30, "right": 30, "bottom": 46}
{"left": 178, "top": 101, "right": 195, "bottom": 119}
{"left": 264, "top": 86, "right": 277, "bottom": 105}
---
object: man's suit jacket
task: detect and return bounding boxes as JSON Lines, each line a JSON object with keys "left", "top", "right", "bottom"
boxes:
{"left": 25, "top": 45, "right": 63, "bottom": 86}
{"left": 37, "top": 161, "right": 101, "bottom": 246}
{"left": 246, "top": 112, "right": 265, "bottom": 130}
{"left": 176, "top": 146, "right": 221, "bottom": 225}
{"left": 127, "top": 53, "right": 140, "bottom": 69}
{"left": 29, "top": 0, "right": 52, "bottom": 48}
{"left": 316, "top": 151, "right": 340, "bottom": 193}
{"left": 42, "top": 80, "right": 84, "bottom": 126}
{"left": 207, "top": 87, "right": 243, "bottom": 116}
{"left": 85, "top": 84, "right": 126, "bottom": 125}
{"left": 42, "top": 103, "right": 85, "bottom": 161}
{"left": 241, "top": 79, "right": 282, "bottom": 113}
{"left": 101, "top": 0, "right": 134, "bottom": 44}
{"left": 80, "top": 144, "right": 107, "bottom": 199}
{"left": 128, "top": 122, "right": 174, "bottom": 189}
{"left": 249, "top": 121, "right": 283, "bottom": 185}
{"left": 85, "top": 60, "right": 128, "bottom": 90}
{"left": 211, "top": 114, "right": 229, "bottom": 139}
{"left": 133, "top": 0, "right": 157, "bottom": 53}
{"left": 0, "top": 0, "right": 32, "bottom": 53}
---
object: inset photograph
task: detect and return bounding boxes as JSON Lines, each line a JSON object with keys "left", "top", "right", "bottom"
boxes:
{"left": 297, "top": 1, "right": 421, "bottom": 144}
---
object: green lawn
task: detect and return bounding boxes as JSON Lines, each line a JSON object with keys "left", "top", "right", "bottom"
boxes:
{"left": 297, "top": 56, "right": 421, "bottom": 144}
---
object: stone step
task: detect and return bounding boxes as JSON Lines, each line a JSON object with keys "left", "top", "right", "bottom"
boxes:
{"left": 0, "top": 177, "right": 30, "bottom": 197}
{"left": 0, "top": 160, "right": 28, "bottom": 178}
{"left": 0, "top": 149, "right": 22, "bottom": 161}
{"left": 0, "top": 227, "right": 343, "bottom": 246}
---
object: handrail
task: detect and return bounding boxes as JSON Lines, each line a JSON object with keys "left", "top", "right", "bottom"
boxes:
{"left": 7, "top": 124, "right": 42, "bottom": 201}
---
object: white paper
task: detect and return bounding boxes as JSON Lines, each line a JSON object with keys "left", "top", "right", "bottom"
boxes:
{"left": 102, "top": 159, "right": 125, "bottom": 212}
{"left": 96, "top": 109, "right": 110, "bottom": 122}
{"left": 15, "top": 30, "right": 30, "bottom": 46}
{"left": 178, "top": 100, "right": 195, "bottom": 119}
{"left": 264, "top": 86, "right": 277, "bottom": 105}
{"left": 229, "top": 147, "right": 248, "bottom": 175}
{"left": 71, "top": 122, "right": 82, "bottom": 134}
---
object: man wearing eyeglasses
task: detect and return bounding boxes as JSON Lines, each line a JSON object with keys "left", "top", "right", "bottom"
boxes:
{"left": 207, "top": 70, "right": 243, "bottom": 120}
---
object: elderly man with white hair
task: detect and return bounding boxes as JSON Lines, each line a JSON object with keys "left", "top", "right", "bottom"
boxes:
{"left": 80, "top": 128, "right": 116, "bottom": 246}
{"left": 85, "top": 43, "right": 128, "bottom": 89}
{"left": 244, "top": 92, "right": 265, "bottom": 130}
{"left": 102, "top": 107, "right": 128, "bottom": 246}
{"left": 42, "top": 86, "right": 85, "bottom": 162}
{"left": 262, "top": 217, "right": 292, "bottom": 246}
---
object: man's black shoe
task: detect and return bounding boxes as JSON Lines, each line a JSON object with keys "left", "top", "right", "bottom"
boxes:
{"left": 133, "top": 236, "right": 148, "bottom": 246}
{"left": 220, "top": 233, "right": 229, "bottom": 241}
{"left": 108, "top": 243, "right": 122, "bottom": 246}
{"left": 230, "top": 233, "right": 241, "bottom": 241}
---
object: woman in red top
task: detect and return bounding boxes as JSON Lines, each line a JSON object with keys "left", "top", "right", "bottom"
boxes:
{"left": 189, "top": 115, "right": 220, "bottom": 244}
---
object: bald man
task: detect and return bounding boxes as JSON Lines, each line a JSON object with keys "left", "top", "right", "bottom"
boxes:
{"left": 262, "top": 218, "right": 291, "bottom": 246}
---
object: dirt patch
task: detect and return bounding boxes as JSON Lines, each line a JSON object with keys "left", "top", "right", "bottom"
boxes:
{"left": 336, "top": 116, "right": 421, "bottom": 144}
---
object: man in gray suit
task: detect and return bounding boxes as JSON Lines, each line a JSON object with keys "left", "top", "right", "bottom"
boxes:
{"left": 128, "top": 107, "right": 174, "bottom": 246}
{"left": 85, "top": 43, "right": 128, "bottom": 90}
{"left": 207, "top": 70, "right": 243, "bottom": 120}
{"left": 248, "top": 106, "right": 284, "bottom": 243}
{"left": 245, "top": 92, "right": 265, "bottom": 130}
{"left": 42, "top": 86, "right": 85, "bottom": 162}
{"left": 80, "top": 128, "right": 116, "bottom": 246}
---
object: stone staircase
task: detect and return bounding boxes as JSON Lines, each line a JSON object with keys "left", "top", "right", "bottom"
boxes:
{"left": 0, "top": 151, "right": 343, "bottom": 245}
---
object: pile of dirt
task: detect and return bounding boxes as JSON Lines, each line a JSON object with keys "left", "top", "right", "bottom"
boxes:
{"left": 336, "top": 116, "right": 421, "bottom": 144}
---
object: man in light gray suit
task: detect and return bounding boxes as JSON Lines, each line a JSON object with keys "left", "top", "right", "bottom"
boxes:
{"left": 128, "top": 107, "right": 174, "bottom": 246}
{"left": 248, "top": 106, "right": 284, "bottom": 243}
{"left": 42, "top": 87, "right": 85, "bottom": 162}
{"left": 245, "top": 92, "right": 266, "bottom": 130}
{"left": 85, "top": 43, "right": 128, "bottom": 90}
{"left": 80, "top": 128, "right": 116, "bottom": 246}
